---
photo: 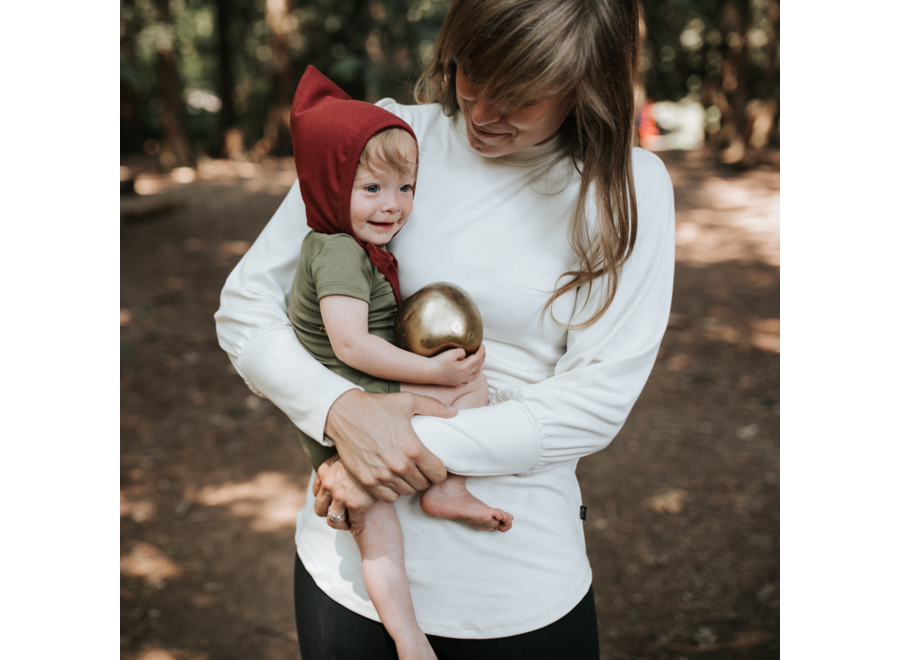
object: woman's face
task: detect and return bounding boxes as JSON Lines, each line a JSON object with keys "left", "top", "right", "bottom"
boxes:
{"left": 455, "top": 68, "right": 575, "bottom": 158}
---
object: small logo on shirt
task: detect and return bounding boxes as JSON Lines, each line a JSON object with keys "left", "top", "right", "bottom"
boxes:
{"left": 580, "top": 506, "right": 587, "bottom": 521}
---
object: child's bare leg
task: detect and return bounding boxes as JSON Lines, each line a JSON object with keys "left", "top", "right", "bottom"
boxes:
{"left": 420, "top": 474, "right": 513, "bottom": 532}
{"left": 355, "top": 501, "right": 436, "bottom": 660}
{"left": 403, "top": 373, "right": 512, "bottom": 532}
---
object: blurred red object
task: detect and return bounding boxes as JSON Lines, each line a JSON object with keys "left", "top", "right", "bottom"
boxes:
{"left": 637, "top": 100, "right": 660, "bottom": 146}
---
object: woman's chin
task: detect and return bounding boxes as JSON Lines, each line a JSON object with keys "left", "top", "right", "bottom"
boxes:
{"left": 467, "top": 131, "right": 514, "bottom": 158}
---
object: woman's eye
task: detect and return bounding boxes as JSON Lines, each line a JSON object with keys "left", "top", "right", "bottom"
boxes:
{"left": 365, "top": 184, "right": 379, "bottom": 193}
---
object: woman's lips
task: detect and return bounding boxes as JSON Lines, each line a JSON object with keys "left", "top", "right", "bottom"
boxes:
{"left": 471, "top": 122, "right": 508, "bottom": 140}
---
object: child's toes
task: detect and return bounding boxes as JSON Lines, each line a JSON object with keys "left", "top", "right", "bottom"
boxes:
{"left": 495, "top": 510, "right": 513, "bottom": 532}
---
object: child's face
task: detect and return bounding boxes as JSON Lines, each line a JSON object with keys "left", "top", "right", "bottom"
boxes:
{"left": 349, "top": 164, "right": 415, "bottom": 246}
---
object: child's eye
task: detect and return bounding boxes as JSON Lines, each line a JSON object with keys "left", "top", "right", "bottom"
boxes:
{"left": 364, "top": 184, "right": 380, "bottom": 193}
{"left": 399, "top": 184, "right": 412, "bottom": 193}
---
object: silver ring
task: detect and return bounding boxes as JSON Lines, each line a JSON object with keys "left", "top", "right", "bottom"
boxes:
{"left": 328, "top": 510, "right": 345, "bottom": 523}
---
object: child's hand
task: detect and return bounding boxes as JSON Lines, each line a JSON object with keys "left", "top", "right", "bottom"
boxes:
{"left": 429, "top": 346, "right": 484, "bottom": 387}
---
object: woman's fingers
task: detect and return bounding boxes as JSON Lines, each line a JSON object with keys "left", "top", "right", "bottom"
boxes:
{"left": 326, "top": 501, "right": 349, "bottom": 531}
{"left": 313, "top": 486, "right": 333, "bottom": 518}
{"left": 314, "top": 457, "right": 377, "bottom": 534}
{"left": 325, "top": 390, "right": 453, "bottom": 497}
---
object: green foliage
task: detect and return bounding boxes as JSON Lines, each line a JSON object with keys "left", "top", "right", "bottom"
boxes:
{"left": 121, "top": 0, "right": 450, "bottom": 155}
{"left": 642, "top": 0, "right": 779, "bottom": 104}
{"left": 120, "top": 0, "right": 778, "bottom": 156}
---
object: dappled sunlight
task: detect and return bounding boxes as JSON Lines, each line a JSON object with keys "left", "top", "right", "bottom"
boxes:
{"left": 700, "top": 316, "right": 779, "bottom": 354}
{"left": 665, "top": 152, "right": 780, "bottom": 268}
{"left": 133, "top": 177, "right": 166, "bottom": 195}
{"left": 675, "top": 197, "right": 779, "bottom": 266}
{"left": 121, "top": 541, "right": 182, "bottom": 582}
{"left": 218, "top": 240, "right": 250, "bottom": 257}
{"left": 121, "top": 492, "right": 157, "bottom": 523}
{"left": 750, "top": 318, "right": 780, "bottom": 353}
{"left": 195, "top": 471, "right": 309, "bottom": 532}
{"left": 171, "top": 167, "right": 196, "bottom": 183}
{"left": 132, "top": 647, "right": 209, "bottom": 660}
{"left": 122, "top": 156, "right": 296, "bottom": 201}
{"left": 645, "top": 489, "right": 688, "bottom": 514}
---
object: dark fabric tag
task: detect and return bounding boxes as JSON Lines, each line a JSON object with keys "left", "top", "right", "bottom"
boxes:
{"left": 580, "top": 506, "right": 587, "bottom": 521}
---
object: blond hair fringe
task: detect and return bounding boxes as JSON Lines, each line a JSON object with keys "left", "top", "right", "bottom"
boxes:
{"left": 359, "top": 128, "right": 418, "bottom": 181}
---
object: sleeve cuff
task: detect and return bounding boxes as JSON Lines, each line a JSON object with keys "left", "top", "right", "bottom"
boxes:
{"left": 411, "top": 399, "right": 542, "bottom": 476}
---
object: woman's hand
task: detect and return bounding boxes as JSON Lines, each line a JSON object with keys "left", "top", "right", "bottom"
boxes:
{"left": 313, "top": 455, "right": 375, "bottom": 535}
{"left": 324, "top": 387, "right": 470, "bottom": 501}
{"left": 429, "top": 345, "right": 486, "bottom": 387}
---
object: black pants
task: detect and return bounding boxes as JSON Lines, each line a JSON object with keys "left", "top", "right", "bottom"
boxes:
{"left": 294, "top": 553, "right": 601, "bottom": 660}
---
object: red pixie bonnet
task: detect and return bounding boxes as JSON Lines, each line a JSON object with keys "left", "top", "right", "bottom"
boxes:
{"left": 290, "top": 65, "right": 416, "bottom": 305}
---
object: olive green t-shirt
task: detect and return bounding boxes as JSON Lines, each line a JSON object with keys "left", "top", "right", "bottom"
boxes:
{"left": 288, "top": 231, "right": 401, "bottom": 467}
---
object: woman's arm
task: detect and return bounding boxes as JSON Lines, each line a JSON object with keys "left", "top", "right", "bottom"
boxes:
{"left": 320, "top": 294, "right": 483, "bottom": 386}
{"left": 214, "top": 181, "right": 451, "bottom": 499}
{"left": 405, "top": 151, "right": 676, "bottom": 476}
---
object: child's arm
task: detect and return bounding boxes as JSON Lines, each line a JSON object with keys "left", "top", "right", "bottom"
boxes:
{"left": 320, "top": 295, "right": 482, "bottom": 387}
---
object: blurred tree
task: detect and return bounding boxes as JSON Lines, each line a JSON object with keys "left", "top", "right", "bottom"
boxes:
{"left": 121, "top": 0, "right": 146, "bottom": 154}
{"left": 215, "top": 0, "right": 239, "bottom": 157}
{"left": 121, "top": 0, "right": 450, "bottom": 161}
{"left": 120, "top": 0, "right": 776, "bottom": 167}
{"left": 262, "top": 0, "right": 296, "bottom": 155}
{"left": 643, "top": 0, "right": 779, "bottom": 166}
{"left": 153, "top": 0, "right": 197, "bottom": 167}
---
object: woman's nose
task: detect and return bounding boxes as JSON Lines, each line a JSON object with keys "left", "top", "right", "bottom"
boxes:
{"left": 470, "top": 98, "right": 502, "bottom": 125}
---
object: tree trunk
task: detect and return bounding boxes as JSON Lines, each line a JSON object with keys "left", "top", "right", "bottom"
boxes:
{"left": 121, "top": 79, "right": 144, "bottom": 154}
{"left": 216, "top": 0, "right": 239, "bottom": 158}
{"left": 154, "top": 0, "right": 196, "bottom": 168}
{"left": 363, "top": 0, "right": 415, "bottom": 103}
{"left": 718, "top": 0, "right": 751, "bottom": 165}
{"left": 761, "top": 0, "right": 780, "bottom": 148}
{"left": 263, "top": 0, "right": 295, "bottom": 156}
{"left": 120, "top": 1, "right": 144, "bottom": 154}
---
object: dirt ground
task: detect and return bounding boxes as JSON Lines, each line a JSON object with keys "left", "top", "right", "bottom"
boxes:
{"left": 120, "top": 148, "right": 780, "bottom": 660}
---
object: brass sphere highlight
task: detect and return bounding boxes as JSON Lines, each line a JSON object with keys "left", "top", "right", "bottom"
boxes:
{"left": 394, "top": 282, "right": 483, "bottom": 357}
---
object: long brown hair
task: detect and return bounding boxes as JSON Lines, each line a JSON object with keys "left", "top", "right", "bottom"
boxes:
{"left": 415, "top": 0, "right": 644, "bottom": 328}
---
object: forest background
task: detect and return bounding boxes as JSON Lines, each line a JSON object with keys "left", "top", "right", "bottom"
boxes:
{"left": 121, "top": 0, "right": 780, "bottom": 169}
{"left": 120, "top": 1, "right": 782, "bottom": 658}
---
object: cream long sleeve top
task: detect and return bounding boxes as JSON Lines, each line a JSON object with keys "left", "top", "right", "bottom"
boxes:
{"left": 215, "top": 100, "right": 675, "bottom": 637}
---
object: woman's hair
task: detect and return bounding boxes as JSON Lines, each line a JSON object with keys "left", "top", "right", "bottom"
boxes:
{"left": 358, "top": 128, "right": 418, "bottom": 181}
{"left": 415, "top": 0, "right": 644, "bottom": 328}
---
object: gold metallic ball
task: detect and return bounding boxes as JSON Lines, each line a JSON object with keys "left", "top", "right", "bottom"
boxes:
{"left": 394, "top": 282, "right": 483, "bottom": 357}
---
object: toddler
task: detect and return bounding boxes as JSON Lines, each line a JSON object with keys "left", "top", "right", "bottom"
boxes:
{"left": 286, "top": 66, "right": 513, "bottom": 660}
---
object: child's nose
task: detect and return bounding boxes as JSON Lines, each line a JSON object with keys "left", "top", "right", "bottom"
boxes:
{"left": 381, "top": 191, "right": 400, "bottom": 213}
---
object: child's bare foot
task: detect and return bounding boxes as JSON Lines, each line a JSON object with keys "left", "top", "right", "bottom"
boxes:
{"left": 395, "top": 633, "right": 438, "bottom": 660}
{"left": 420, "top": 474, "right": 513, "bottom": 532}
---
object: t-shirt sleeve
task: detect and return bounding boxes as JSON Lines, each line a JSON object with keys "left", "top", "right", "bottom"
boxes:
{"left": 310, "top": 235, "right": 375, "bottom": 303}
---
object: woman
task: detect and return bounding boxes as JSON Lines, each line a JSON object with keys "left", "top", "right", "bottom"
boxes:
{"left": 215, "top": 0, "right": 675, "bottom": 657}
